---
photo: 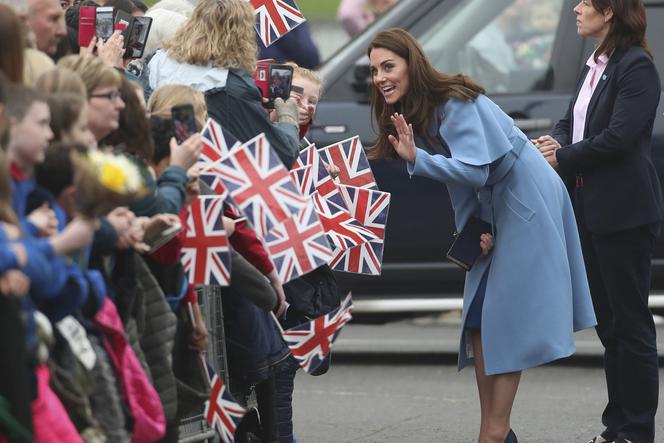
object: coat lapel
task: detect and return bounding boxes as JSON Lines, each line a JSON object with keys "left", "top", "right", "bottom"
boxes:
{"left": 583, "top": 48, "right": 627, "bottom": 137}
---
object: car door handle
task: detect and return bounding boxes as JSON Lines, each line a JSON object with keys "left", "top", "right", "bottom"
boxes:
{"left": 315, "top": 125, "right": 348, "bottom": 134}
{"left": 513, "top": 118, "right": 553, "bottom": 132}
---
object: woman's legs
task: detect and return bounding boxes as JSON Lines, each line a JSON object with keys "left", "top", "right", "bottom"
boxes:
{"left": 472, "top": 330, "right": 521, "bottom": 443}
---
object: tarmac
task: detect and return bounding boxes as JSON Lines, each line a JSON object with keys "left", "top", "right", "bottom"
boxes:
{"left": 333, "top": 311, "right": 664, "bottom": 363}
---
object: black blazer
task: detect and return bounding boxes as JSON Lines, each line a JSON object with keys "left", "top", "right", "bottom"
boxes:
{"left": 552, "top": 45, "right": 663, "bottom": 234}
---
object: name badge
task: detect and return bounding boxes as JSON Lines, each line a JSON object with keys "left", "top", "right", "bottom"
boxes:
{"left": 57, "top": 316, "right": 97, "bottom": 371}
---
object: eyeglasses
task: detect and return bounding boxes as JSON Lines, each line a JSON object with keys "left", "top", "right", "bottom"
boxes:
{"left": 90, "top": 90, "right": 122, "bottom": 101}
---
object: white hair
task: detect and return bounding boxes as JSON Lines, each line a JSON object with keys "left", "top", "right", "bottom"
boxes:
{"left": 0, "top": 0, "right": 29, "bottom": 15}
{"left": 147, "top": 0, "right": 193, "bottom": 17}
{"left": 143, "top": 8, "right": 188, "bottom": 57}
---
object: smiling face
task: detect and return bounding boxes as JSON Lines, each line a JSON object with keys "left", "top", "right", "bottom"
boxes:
{"left": 369, "top": 47, "right": 410, "bottom": 105}
{"left": 289, "top": 75, "right": 321, "bottom": 126}
{"left": 574, "top": 0, "right": 613, "bottom": 41}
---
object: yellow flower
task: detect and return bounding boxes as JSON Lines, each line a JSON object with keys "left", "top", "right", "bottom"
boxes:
{"left": 100, "top": 162, "right": 127, "bottom": 193}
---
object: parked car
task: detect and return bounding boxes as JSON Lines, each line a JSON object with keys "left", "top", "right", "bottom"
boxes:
{"left": 309, "top": 0, "right": 664, "bottom": 311}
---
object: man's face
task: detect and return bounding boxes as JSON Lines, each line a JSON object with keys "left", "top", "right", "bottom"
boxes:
{"left": 26, "top": 0, "right": 66, "bottom": 55}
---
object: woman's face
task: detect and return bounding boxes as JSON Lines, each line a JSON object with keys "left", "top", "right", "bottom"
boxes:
{"left": 61, "top": 102, "right": 96, "bottom": 148}
{"left": 369, "top": 47, "right": 410, "bottom": 105}
{"left": 87, "top": 85, "right": 125, "bottom": 141}
{"left": 574, "top": 0, "right": 613, "bottom": 40}
{"left": 289, "top": 76, "right": 321, "bottom": 126}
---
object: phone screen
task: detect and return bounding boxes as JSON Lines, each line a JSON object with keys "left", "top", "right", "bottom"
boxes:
{"left": 267, "top": 65, "right": 293, "bottom": 103}
{"left": 95, "top": 7, "right": 114, "bottom": 41}
{"left": 125, "top": 16, "right": 152, "bottom": 59}
{"left": 171, "top": 104, "right": 197, "bottom": 144}
{"left": 114, "top": 10, "right": 133, "bottom": 47}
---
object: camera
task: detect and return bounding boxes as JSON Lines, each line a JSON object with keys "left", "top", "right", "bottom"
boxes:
{"left": 253, "top": 60, "right": 293, "bottom": 109}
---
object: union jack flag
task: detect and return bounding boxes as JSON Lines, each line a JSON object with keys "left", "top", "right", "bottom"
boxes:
{"left": 312, "top": 192, "right": 377, "bottom": 251}
{"left": 278, "top": 293, "right": 353, "bottom": 374}
{"left": 198, "top": 118, "right": 241, "bottom": 168}
{"left": 293, "top": 144, "right": 337, "bottom": 197}
{"left": 204, "top": 374, "right": 245, "bottom": 443}
{"left": 264, "top": 200, "right": 333, "bottom": 283}
{"left": 319, "top": 136, "right": 378, "bottom": 190}
{"left": 249, "top": 0, "right": 306, "bottom": 48}
{"left": 289, "top": 165, "right": 314, "bottom": 197}
{"left": 181, "top": 196, "right": 231, "bottom": 285}
{"left": 330, "top": 185, "right": 391, "bottom": 275}
{"left": 215, "top": 133, "right": 307, "bottom": 238}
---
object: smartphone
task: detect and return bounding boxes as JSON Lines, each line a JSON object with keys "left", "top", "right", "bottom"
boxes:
{"left": 113, "top": 10, "right": 133, "bottom": 48}
{"left": 145, "top": 224, "right": 183, "bottom": 254}
{"left": 266, "top": 64, "right": 293, "bottom": 107}
{"left": 78, "top": 6, "right": 97, "bottom": 48}
{"left": 95, "top": 6, "right": 115, "bottom": 41}
{"left": 171, "top": 104, "right": 197, "bottom": 144}
{"left": 124, "top": 15, "right": 152, "bottom": 59}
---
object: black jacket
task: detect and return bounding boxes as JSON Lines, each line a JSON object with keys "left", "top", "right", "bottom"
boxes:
{"left": 553, "top": 45, "right": 663, "bottom": 233}
{"left": 205, "top": 69, "right": 300, "bottom": 169}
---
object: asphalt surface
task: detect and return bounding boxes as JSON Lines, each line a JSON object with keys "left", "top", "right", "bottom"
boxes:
{"left": 289, "top": 316, "right": 664, "bottom": 443}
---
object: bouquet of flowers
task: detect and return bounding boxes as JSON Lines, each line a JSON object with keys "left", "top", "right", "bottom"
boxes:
{"left": 73, "top": 149, "right": 146, "bottom": 218}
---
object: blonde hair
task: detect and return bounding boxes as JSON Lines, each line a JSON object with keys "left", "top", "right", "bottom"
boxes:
{"left": 35, "top": 67, "right": 87, "bottom": 98}
{"left": 163, "top": 0, "right": 257, "bottom": 72}
{"left": 23, "top": 49, "right": 54, "bottom": 86}
{"left": 147, "top": 84, "right": 207, "bottom": 130}
{"left": 56, "top": 55, "right": 121, "bottom": 96}
{"left": 285, "top": 62, "right": 323, "bottom": 96}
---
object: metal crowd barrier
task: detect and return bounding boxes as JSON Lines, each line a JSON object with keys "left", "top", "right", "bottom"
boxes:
{"left": 178, "top": 285, "right": 228, "bottom": 443}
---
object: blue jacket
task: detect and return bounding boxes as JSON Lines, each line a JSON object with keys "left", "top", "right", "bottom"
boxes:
{"left": 552, "top": 45, "right": 663, "bottom": 233}
{"left": 258, "top": 22, "right": 320, "bottom": 69}
{"left": 408, "top": 96, "right": 597, "bottom": 375}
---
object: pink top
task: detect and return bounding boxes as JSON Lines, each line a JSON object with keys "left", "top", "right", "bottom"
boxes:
{"left": 572, "top": 51, "right": 610, "bottom": 143}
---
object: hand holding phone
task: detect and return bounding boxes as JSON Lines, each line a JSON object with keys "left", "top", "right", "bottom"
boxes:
{"left": 95, "top": 7, "right": 115, "bottom": 41}
{"left": 124, "top": 16, "right": 153, "bottom": 59}
{"left": 171, "top": 104, "right": 198, "bottom": 144}
{"left": 267, "top": 64, "right": 293, "bottom": 105}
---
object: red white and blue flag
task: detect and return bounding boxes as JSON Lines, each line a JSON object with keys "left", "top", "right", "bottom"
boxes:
{"left": 293, "top": 144, "right": 337, "bottom": 198}
{"left": 249, "top": 0, "right": 306, "bottom": 48}
{"left": 204, "top": 373, "right": 245, "bottom": 443}
{"left": 264, "top": 200, "right": 333, "bottom": 283}
{"left": 312, "top": 191, "right": 377, "bottom": 251}
{"left": 319, "top": 136, "right": 378, "bottom": 190}
{"left": 330, "top": 185, "right": 391, "bottom": 275}
{"left": 181, "top": 196, "right": 231, "bottom": 286}
{"left": 289, "top": 165, "right": 314, "bottom": 197}
{"left": 198, "top": 118, "right": 241, "bottom": 168}
{"left": 214, "top": 133, "right": 307, "bottom": 238}
{"left": 278, "top": 293, "right": 353, "bottom": 374}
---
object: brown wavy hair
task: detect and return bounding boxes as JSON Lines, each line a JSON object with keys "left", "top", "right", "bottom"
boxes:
{"left": 591, "top": 0, "right": 651, "bottom": 61}
{"left": 163, "top": 0, "right": 257, "bottom": 72}
{"left": 367, "top": 29, "right": 484, "bottom": 160}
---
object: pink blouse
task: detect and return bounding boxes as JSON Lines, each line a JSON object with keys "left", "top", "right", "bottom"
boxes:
{"left": 572, "top": 51, "right": 610, "bottom": 143}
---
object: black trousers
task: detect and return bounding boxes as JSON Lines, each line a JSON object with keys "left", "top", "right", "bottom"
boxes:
{"left": 576, "top": 192, "right": 660, "bottom": 443}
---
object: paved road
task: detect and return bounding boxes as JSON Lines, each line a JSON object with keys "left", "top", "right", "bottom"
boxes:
{"left": 292, "top": 363, "right": 664, "bottom": 443}
{"left": 289, "top": 318, "right": 664, "bottom": 442}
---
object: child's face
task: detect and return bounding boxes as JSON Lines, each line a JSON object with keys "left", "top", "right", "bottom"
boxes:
{"left": 289, "top": 76, "right": 321, "bottom": 126}
{"left": 10, "top": 102, "right": 53, "bottom": 166}
{"left": 62, "top": 102, "right": 96, "bottom": 148}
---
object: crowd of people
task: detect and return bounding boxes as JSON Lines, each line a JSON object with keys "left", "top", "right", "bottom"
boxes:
{"left": 0, "top": 0, "right": 341, "bottom": 442}
{"left": 1, "top": 0, "right": 662, "bottom": 442}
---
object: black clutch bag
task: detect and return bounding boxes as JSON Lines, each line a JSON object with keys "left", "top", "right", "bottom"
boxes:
{"left": 446, "top": 216, "right": 493, "bottom": 271}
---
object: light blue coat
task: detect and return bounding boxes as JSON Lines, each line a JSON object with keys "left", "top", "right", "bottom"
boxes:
{"left": 408, "top": 96, "right": 597, "bottom": 375}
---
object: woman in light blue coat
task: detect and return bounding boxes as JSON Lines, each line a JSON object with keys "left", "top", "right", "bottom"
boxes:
{"left": 367, "top": 29, "right": 597, "bottom": 443}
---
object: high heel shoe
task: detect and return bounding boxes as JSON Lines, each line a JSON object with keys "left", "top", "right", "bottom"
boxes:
{"left": 504, "top": 429, "right": 518, "bottom": 443}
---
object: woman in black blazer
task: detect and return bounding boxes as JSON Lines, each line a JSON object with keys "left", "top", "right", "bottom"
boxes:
{"left": 535, "top": 1, "right": 663, "bottom": 442}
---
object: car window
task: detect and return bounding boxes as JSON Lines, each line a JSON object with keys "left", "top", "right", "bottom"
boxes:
{"left": 419, "top": 0, "right": 565, "bottom": 94}
{"left": 645, "top": 5, "right": 664, "bottom": 84}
